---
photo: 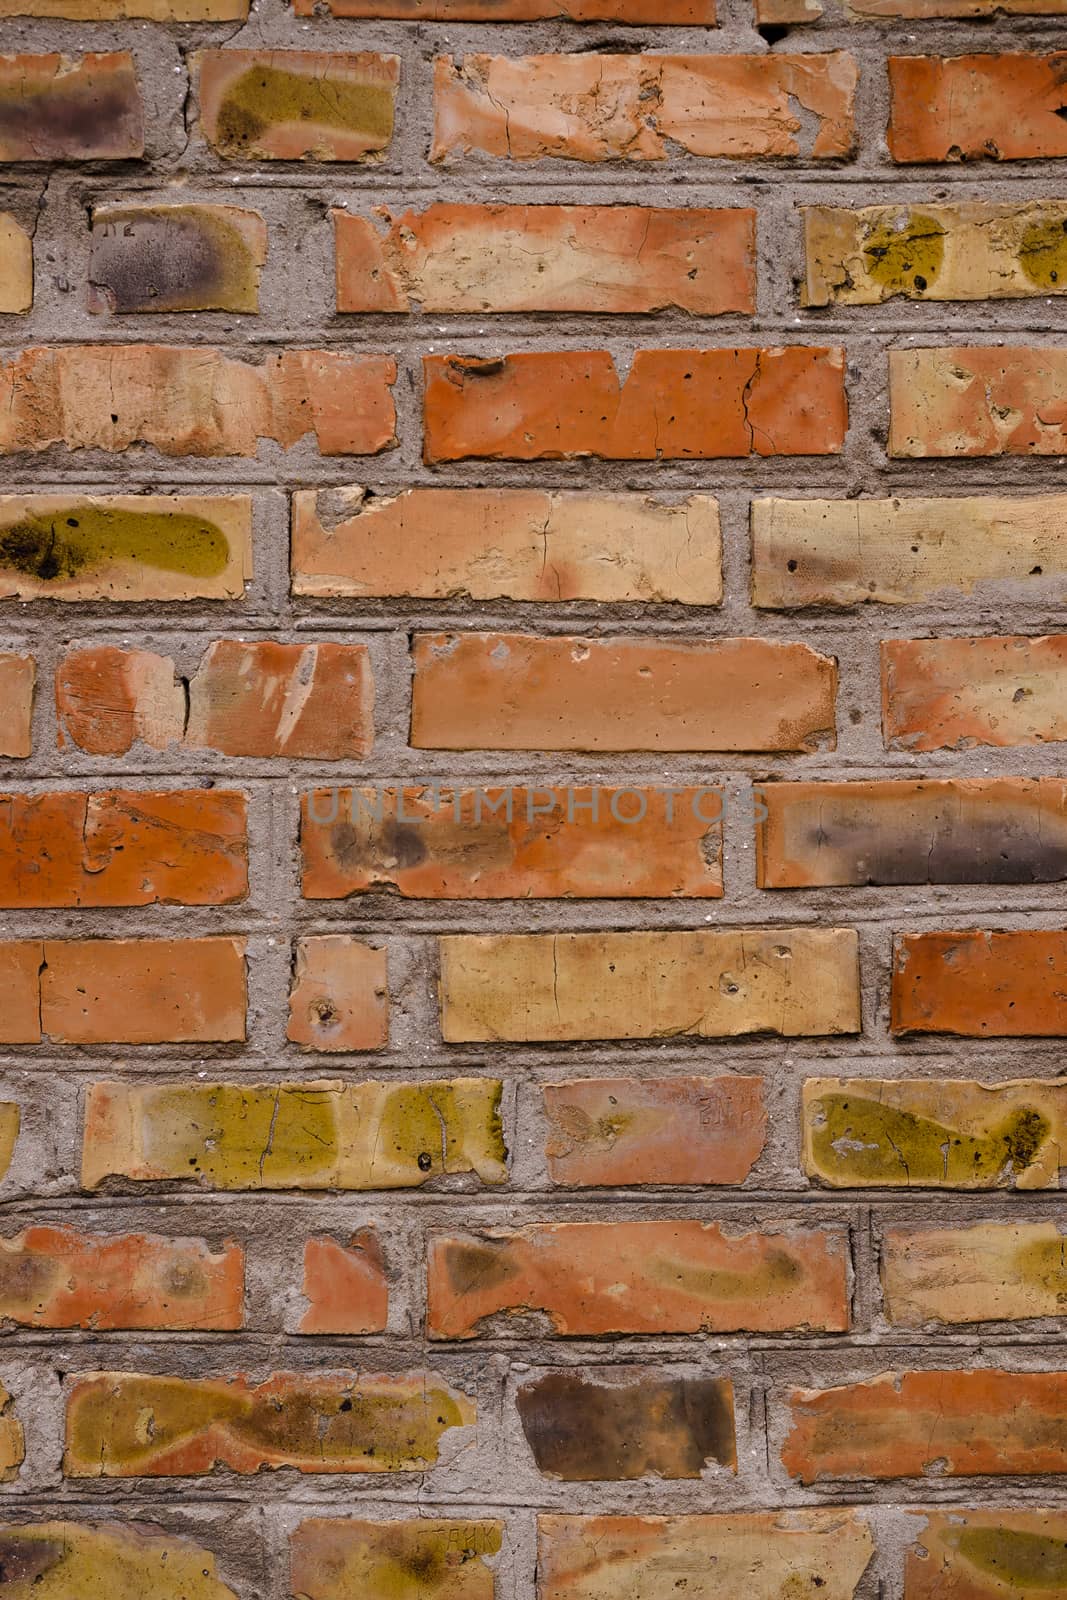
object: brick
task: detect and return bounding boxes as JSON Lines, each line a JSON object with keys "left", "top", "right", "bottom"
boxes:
{"left": 0, "top": 1225, "right": 243, "bottom": 1329}
{"left": 752, "top": 495, "right": 1067, "bottom": 608}
{"left": 287, "top": 936, "right": 388, "bottom": 1051}
{"left": 543, "top": 1077, "right": 766, "bottom": 1186}
{"left": 0, "top": 1522, "right": 238, "bottom": 1598}
{"left": 0, "top": 654, "right": 33, "bottom": 757}
{"left": 882, "top": 1221, "right": 1067, "bottom": 1325}
{"left": 0, "top": 1105, "right": 17, "bottom": 1180}
{"left": 89, "top": 204, "right": 267, "bottom": 314}
{"left": 423, "top": 349, "right": 847, "bottom": 462}
{"left": 0, "top": 214, "right": 31, "bottom": 312}
{"left": 802, "top": 1077, "right": 1067, "bottom": 1190}
{"left": 0, "top": 790, "right": 248, "bottom": 908}
{"left": 335, "top": 205, "right": 754, "bottom": 315}
{"left": 803, "top": 202, "right": 1067, "bottom": 306}
{"left": 298, "top": 1231, "right": 388, "bottom": 1333}
{"left": 0, "top": 943, "right": 45, "bottom": 1043}
{"left": 538, "top": 1513, "right": 874, "bottom": 1600}
{"left": 758, "top": 778, "right": 1067, "bottom": 887}
{"left": 427, "top": 1220, "right": 850, "bottom": 1338}
{"left": 884, "top": 634, "right": 1067, "bottom": 751}
{"left": 757, "top": 0, "right": 823, "bottom": 19}
{"left": 516, "top": 1370, "right": 735, "bottom": 1479}
{"left": 292, "top": 488, "right": 722, "bottom": 604}
{"left": 290, "top": 1520, "right": 501, "bottom": 1600}
{"left": 904, "top": 1509, "right": 1067, "bottom": 1600}
{"left": 300, "top": 786, "right": 723, "bottom": 900}
{"left": 0, "top": 495, "right": 253, "bottom": 602}
{"left": 412, "top": 635, "right": 837, "bottom": 753}
{"left": 299, "top": 0, "right": 712, "bottom": 13}
{"left": 440, "top": 929, "right": 859, "bottom": 1043}
{"left": 82, "top": 1078, "right": 506, "bottom": 1190}
{"left": 890, "top": 348, "right": 1067, "bottom": 457}
{"left": 38, "top": 936, "right": 246, "bottom": 1045}
{"left": 0, "top": 54, "right": 142, "bottom": 160}
{"left": 433, "top": 53, "right": 856, "bottom": 163}
{"left": 198, "top": 50, "right": 399, "bottom": 161}
{"left": 894, "top": 930, "right": 1067, "bottom": 1036}
{"left": 858, "top": 0, "right": 1064, "bottom": 11}
{"left": 782, "top": 1369, "right": 1067, "bottom": 1482}
{"left": 64, "top": 1370, "right": 474, "bottom": 1476}
{"left": 56, "top": 646, "right": 185, "bottom": 755}
{"left": 889, "top": 53, "right": 1067, "bottom": 163}
{"left": 0, "top": 346, "right": 396, "bottom": 457}
{"left": 0, "top": 1387, "right": 22, "bottom": 1477}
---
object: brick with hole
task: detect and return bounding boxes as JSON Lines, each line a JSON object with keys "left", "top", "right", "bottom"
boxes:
{"left": 197, "top": 50, "right": 399, "bottom": 161}
{"left": 890, "top": 348, "right": 1067, "bottom": 457}
{"left": 287, "top": 937, "right": 388, "bottom": 1051}
{"left": 296, "top": 1230, "right": 388, "bottom": 1334}
{"left": 0, "top": 1521, "right": 239, "bottom": 1598}
{"left": 889, "top": 54, "right": 1067, "bottom": 162}
{"left": 884, "top": 634, "right": 1067, "bottom": 751}
{"left": 893, "top": 930, "right": 1067, "bottom": 1035}
{"left": 290, "top": 1519, "right": 501, "bottom": 1600}
{"left": 0, "top": 214, "right": 31, "bottom": 312}
{"left": 0, "top": 655, "right": 33, "bottom": 758}
{"left": 89, "top": 205, "right": 267, "bottom": 314}
{"left": 0, "top": 54, "right": 143, "bottom": 160}
{"left": 904, "top": 1509, "right": 1067, "bottom": 1599}
{"left": 882, "top": 1220, "right": 1067, "bottom": 1325}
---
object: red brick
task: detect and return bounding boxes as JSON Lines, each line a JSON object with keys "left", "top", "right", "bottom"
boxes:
{"left": 783, "top": 1369, "right": 1067, "bottom": 1482}
{"left": 0, "top": 943, "right": 44, "bottom": 1043}
{"left": 433, "top": 53, "right": 857, "bottom": 163}
{"left": 0, "top": 54, "right": 142, "bottom": 160}
{"left": 0, "top": 1225, "right": 243, "bottom": 1330}
{"left": 0, "top": 790, "right": 248, "bottom": 907}
{"left": 300, "top": 0, "right": 713, "bottom": 14}
{"left": 428, "top": 1220, "right": 850, "bottom": 1338}
{"left": 287, "top": 937, "right": 388, "bottom": 1051}
{"left": 893, "top": 929, "right": 1067, "bottom": 1036}
{"left": 298, "top": 1231, "right": 389, "bottom": 1333}
{"left": 197, "top": 50, "right": 398, "bottom": 161}
{"left": 335, "top": 205, "right": 754, "bottom": 314}
{"left": 889, "top": 53, "right": 1067, "bottom": 163}
{"left": 423, "top": 350, "right": 847, "bottom": 462}
{"left": 890, "top": 348, "right": 1067, "bottom": 457}
{"left": 0, "top": 654, "right": 33, "bottom": 758}
{"left": 56, "top": 646, "right": 185, "bottom": 756}
{"left": 884, "top": 634, "right": 1067, "bottom": 751}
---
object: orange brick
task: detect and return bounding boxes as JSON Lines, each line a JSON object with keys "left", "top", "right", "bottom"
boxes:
{"left": 428, "top": 1220, "right": 850, "bottom": 1338}
{"left": 423, "top": 350, "right": 847, "bottom": 462}
{"left": 0, "top": 790, "right": 248, "bottom": 907}
{"left": 882, "top": 1221, "right": 1067, "bottom": 1325}
{"left": 893, "top": 929, "right": 1067, "bottom": 1036}
{"left": 0, "top": 346, "right": 395, "bottom": 457}
{"left": 299, "top": 0, "right": 713, "bottom": 13}
{"left": 0, "top": 53, "right": 142, "bottom": 160}
{"left": 300, "top": 785, "right": 723, "bottom": 899}
{"left": 0, "top": 214, "right": 31, "bottom": 312}
{"left": 298, "top": 1231, "right": 388, "bottom": 1333}
{"left": 884, "top": 634, "right": 1067, "bottom": 751}
{"left": 336, "top": 205, "right": 754, "bottom": 314}
{"left": 890, "top": 348, "right": 1067, "bottom": 457}
{"left": 287, "top": 937, "right": 388, "bottom": 1052}
{"left": 56, "top": 646, "right": 185, "bottom": 755}
{"left": 0, "top": 1225, "right": 243, "bottom": 1329}
{"left": 433, "top": 53, "right": 856, "bottom": 162}
{"left": 889, "top": 53, "right": 1067, "bottom": 162}
{"left": 197, "top": 50, "right": 398, "bottom": 161}
{"left": 904, "top": 1510, "right": 1067, "bottom": 1600}
{"left": 0, "top": 654, "right": 33, "bottom": 757}
{"left": 783, "top": 1369, "right": 1067, "bottom": 1482}
{"left": 42, "top": 937, "right": 246, "bottom": 1044}
{"left": 411, "top": 634, "right": 837, "bottom": 753}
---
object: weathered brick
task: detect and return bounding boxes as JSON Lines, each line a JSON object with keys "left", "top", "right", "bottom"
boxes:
{"left": 904, "top": 1509, "right": 1067, "bottom": 1600}
{"left": 65, "top": 1370, "right": 474, "bottom": 1475}
{"left": 882, "top": 1221, "right": 1067, "bottom": 1325}
{"left": 336, "top": 204, "right": 754, "bottom": 314}
{"left": 858, "top": 0, "right": 1063, "bottom": 11}
{"left": 299, "top": 0, "right": 712, "bottom": 13}
{"left": 0, "top": 1225, "right": 243, "bottom": 1329}
{"left": 0, "top": 943, "right": 46, "bottom": 1043}
{"left": 412, "top": 635, "right": 837, "bottom": 753}
{"left": 0, "top": 654, "right": 33, "bottom": 757}
{"left": 428, "top": 1220, "right": 850, "bottom": 1338}
{"left": 0, "top": 1386, "right": 22, "bottom": 1478}
{"left": 0, "top": 214, "right": 31, "bottom": 312}
{"left": 0, "top": 495, "right": 253, "bottom": 602}
{"left": 89, "top": 205, "right": 267, "bottom": 314}
{"left": 0, "top": 790, "right": 248, "bottom": 907}
{"left": 439, "top": 929, "right": 859, "bottom": 1042}
{"left": 298, "top": 1230, "right": 388, "bottom": 1334}
{"left": 0, "top": 54, "right": 142, "bottom": 160}
{"left": 802, "top": 1077, "right": 1067, "bottom": 1190}
{"left": 292, "top": 488, "right": 722, "bottom": 604}
{"left": 758, "top": 778, "right": 1067, "bottom": 887}
{"left": 56, "top": 646, "right": 185, "bottom": 755}
{"left": 82, "top": 1078, "right": 506, "bottom": 1189}
{"left": 290, "top": 1520, "right": 501, "bottom": 1600}
{"left": 0, "top": 1522, "right": 238, "bottom": 1598}
{"left": 782, "top": 1369, "right": 1067, "bottom": 1482}
{"left": 893, "top": 930, "right": 1067, "bottom": 1036}
{"left": 0, "top": 347, "right": 395, "bottom": 457}
{"left": 753, "top": 495, "right": 1067, "bottom": 608}
{"left": 538, "top": 1513, "right": 874, "bottom": 1600}
{"left": 543, "top": 1077, "right": 766, "bottom": 1186}
{"left": 890, "top": 348, "right": 1067, "bottom": 457}
{"left": 889, "top": 53, "right": 1067, "bottom": 163}
{"left": 301, "top": 786, "right": 723, "bottom": 900}
{"left": 0, "top": 1105, "right": 18, "bottom": 1180}
{"left": 803, "top": 201, "right": 1067, "bottom": 306}
{"left": 757, "top": 0, "right": 823, "bottom": 20}
{"left": 517, "top": 1370, "right": 735, "bottom": 1479}
{"left": 198, "top": 50, "right": 399, "bottom": 161}
{"left": 884, "top": 633, "right": 1067, "bottom": 750}
{"left": 433, "top": 53, "right": 856, "bottom": 162}
{"left": 423, "top": 350, "right": 847, "bottom": 462}
{"left": 287, "top": 936, "right": 388, "bottom": 1051}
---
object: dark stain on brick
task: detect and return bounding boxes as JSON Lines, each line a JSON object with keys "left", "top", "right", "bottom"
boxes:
{"left": 0, "top": 506, "right": 229, "bottom": 583}
{"left": 441, "top": 1239, "right": 517, "bottom": 1297}
{"left": 0, "top": 60, "right": 142, "bottom": 161}
{"left": 0, "top": 1532, "right": 65, "bottom": 1585}
{"left": 89, "top": 207, "right": 262, "bottom": 314}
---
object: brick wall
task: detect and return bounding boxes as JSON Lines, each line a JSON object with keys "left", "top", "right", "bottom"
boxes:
{"left": 0, "top": 0, "right": 1065, "bottom": 1595}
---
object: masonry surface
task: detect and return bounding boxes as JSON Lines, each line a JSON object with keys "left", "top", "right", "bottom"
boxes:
{"left": 0, "top": 0, "right": 1066, "bottom": 1597}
